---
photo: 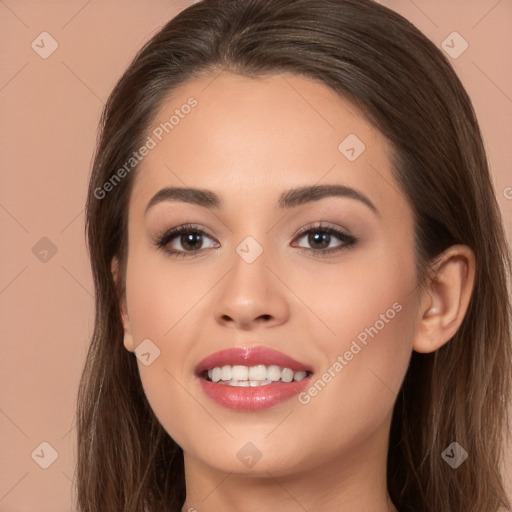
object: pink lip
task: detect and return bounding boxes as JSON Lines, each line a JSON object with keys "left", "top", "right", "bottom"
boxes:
{"left": 195, "top": 346, "right": 314, "bottom": 412}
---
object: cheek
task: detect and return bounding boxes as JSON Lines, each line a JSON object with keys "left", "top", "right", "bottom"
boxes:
{"left": 122, "top": 247, "right": 220, "bottom": 447}
{"left": 287, "top": 297, "right": 415, "bottom": 476}
{"left": 124, "top": 243, "right": 215, "bottom": 345}
{"left": 294, "top": 243, "right": 417, "bottom": 442}
{"left": 299, "top": 232, "right": 417, "bottom": 358}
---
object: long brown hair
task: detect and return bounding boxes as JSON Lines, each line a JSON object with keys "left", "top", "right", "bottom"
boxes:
{"left": 76, "top": 0, "right": 512, "bottom": 510}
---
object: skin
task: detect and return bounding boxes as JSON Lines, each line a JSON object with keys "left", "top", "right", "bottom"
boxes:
{"left": 115, "top": 71, "right": 475, "bottom": 512}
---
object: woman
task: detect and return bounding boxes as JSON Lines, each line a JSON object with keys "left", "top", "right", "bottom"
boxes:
{"left": 76, "top": 0, "right": 512, "bottom": 510}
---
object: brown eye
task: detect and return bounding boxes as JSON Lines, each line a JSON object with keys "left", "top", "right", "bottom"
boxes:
{"left": 293, "top": 224, "right": 356, "bottom": 255}
{"left": 155, "top": 225, "right": 219, "bottom": 257}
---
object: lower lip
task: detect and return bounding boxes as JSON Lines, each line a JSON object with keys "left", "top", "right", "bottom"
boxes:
{"left": 197, "top": 376, "right": 312, "bottom": 411}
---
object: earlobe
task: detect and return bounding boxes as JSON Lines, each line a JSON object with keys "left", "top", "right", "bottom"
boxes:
{"left": 413, "top": 245, "right": 475, "bottom": 354}
{"left": 111, "top": 257, "right": 135, "bottom": 353}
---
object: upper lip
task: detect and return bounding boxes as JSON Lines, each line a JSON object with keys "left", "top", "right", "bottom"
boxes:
{"left": 195, "top": 346, "right": 314, "bottom": 375}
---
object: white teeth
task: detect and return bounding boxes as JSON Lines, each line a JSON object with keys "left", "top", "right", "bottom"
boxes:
{"left": 294, "top": 371, "right": 307, "bottom": 381}
{"left": 211, "top": 367, "right": 222, "bottom": 382}
{"left": 231, "top": 365, "right": 249, "bottom": 380}
{"left": 228, "top": 379, "right": 272, "bottom": 387}
{"left": 205, "top": 364, "right": 310, "bottom": 384}
{"left": 221, "top": 365, "right": 232, "bottom": 381}
{"left": 267, "top": 365, "right": 282, "bottom": 381}
{"left": 281, "top": 368, "right": 294, "bottom": 383}
{"left": 248, "top": 364, "right": 267, "bottom": 380}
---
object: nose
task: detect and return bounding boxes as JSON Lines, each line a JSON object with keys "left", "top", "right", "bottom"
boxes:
{"left": 213, "top": 248, "right": 290, "bottom": 330}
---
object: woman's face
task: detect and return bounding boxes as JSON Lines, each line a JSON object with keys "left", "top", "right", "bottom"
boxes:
{"left": 120, "top": 71, "right": 420, "bottom": 477}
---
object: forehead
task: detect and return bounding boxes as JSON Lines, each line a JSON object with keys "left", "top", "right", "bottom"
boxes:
{"left": 129, "top": 71, "right": 401, "bottom": 217}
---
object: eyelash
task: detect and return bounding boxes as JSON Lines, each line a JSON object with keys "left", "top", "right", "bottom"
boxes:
{"left": 154, "top": 222, "right": 357, "bottom": 258}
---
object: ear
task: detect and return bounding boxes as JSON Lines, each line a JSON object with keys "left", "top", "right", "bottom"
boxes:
{"left": 111, "top": 257, "right": 135, "bottom": 353}
{"left": 413, "top": 245, "right": 476, "bottom": 353}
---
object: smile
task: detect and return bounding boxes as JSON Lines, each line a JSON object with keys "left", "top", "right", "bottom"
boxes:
{"left": 195, "top": 346, "right": 314, "bottom": 411}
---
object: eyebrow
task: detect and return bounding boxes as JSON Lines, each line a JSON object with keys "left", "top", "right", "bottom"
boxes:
{"left": 144, "top": 184, "right": 378, "bottom": 215}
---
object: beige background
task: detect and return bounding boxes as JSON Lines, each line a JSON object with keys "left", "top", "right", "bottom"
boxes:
{"left": 1, "top": 0, "right": 511, "bottom": 510}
